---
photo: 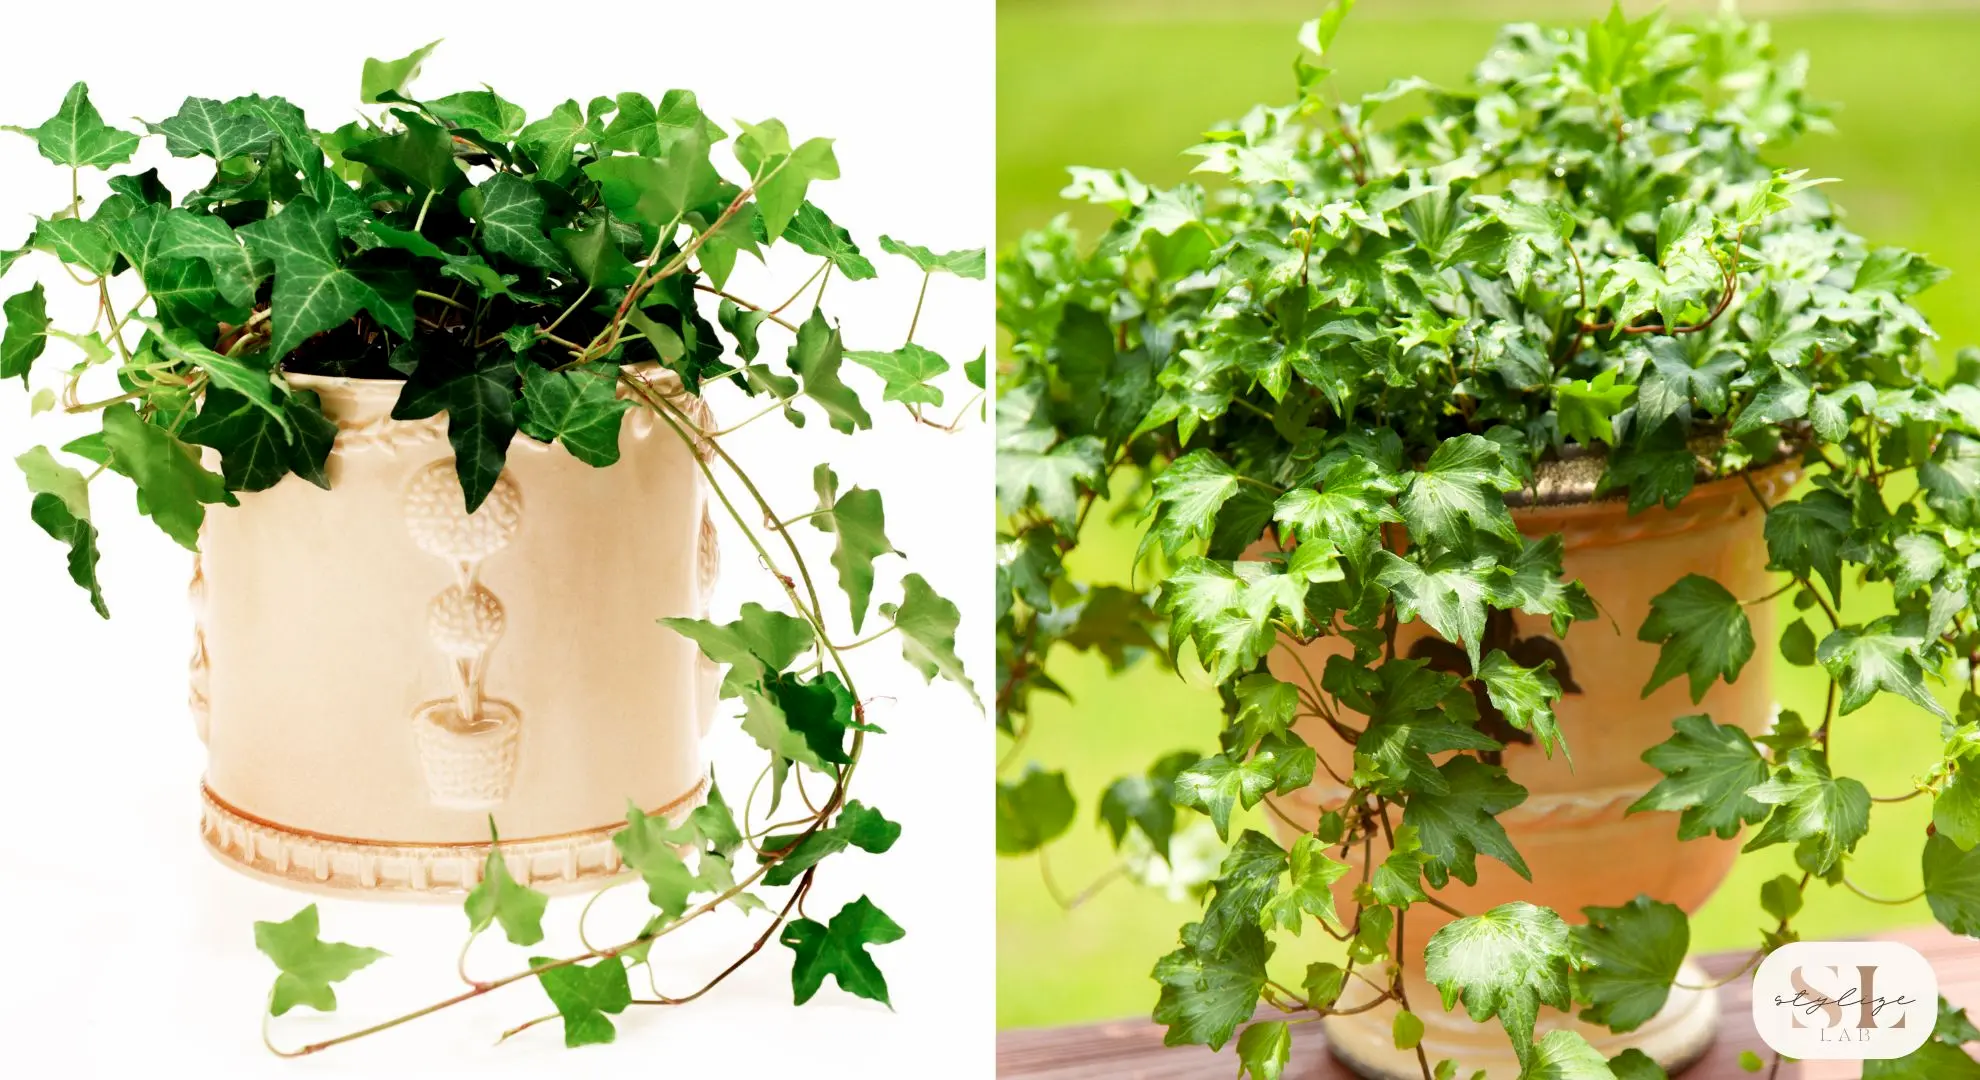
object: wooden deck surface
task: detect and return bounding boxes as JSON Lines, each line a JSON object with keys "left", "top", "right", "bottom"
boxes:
{"left": 997, "top": 927, "right": 1980, "bottom": 1078}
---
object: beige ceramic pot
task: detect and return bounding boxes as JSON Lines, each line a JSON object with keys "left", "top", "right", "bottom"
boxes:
{"left": 192, "top": 369, "right": 721, "bottom": 897}
{"left": 1265, "top": 456, "right": 1801, "bottom": 1079}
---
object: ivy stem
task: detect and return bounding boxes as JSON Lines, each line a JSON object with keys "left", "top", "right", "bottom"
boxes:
{"left": 413, "top": 190, "right": 435, "bottom": 232}
{"left": 771, "top": 261, "right": 828, "bottom": 316}
{"left": 705, "top": 401, "right": 783, "bottom": 438}
{"left": 540, "top": 285, "right": 593, "bottom": 338}
{"left": 906, "top": 270, "right": 931, "bottom": 343}
{"left": 1673, "top": 948, "right": 1762, "bottom": 991}
{"left": 1841, "top": 879, "right": 1924, "bottom": 906}
{"left": 455, "top": 930, "right": 486, "bottom": 989}
{"left": 693, "top": 283, "right": 799, "bottom": 333}
{"left": 414, "top": 289, "right": 470, "bottom": 311}
{"left": 830, "top": 624, "right": 899, "bottom": 652}
{"left": 810, "top": 263, "right": 833, "bottom": 312}
{"left": 1037, "top": 848, "right": 1127, "bottom": 912}
{"left": 577, "top": 881, "right": 626, "bottom": 953}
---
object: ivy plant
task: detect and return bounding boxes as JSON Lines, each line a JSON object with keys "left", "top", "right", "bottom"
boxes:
{"left": 2, "top": 42, "right": 983, "bottom": 1052}
{"left": 996, "top": 4, "right": 1980, "bottom": 1078}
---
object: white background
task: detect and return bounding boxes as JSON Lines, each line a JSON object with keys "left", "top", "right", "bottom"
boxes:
{"left": 0, "top": 2, "right": 995, "bottom": 1076}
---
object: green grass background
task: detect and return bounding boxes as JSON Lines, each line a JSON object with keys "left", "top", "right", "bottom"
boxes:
{"left": 996, "top": 0, "right": 1980, "bottom": 1030}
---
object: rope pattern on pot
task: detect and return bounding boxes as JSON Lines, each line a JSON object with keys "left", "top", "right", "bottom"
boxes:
{"left": 198, "top": 778, "right": 708, "bottom": 894}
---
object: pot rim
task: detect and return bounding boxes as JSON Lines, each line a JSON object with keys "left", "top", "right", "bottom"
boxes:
{"left": 1504, "top": 436, "right": 1800, "bottom": 511}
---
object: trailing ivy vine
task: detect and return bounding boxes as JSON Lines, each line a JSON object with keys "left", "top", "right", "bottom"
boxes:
{"left": 2, "top": 42, "right": 982, "bottom": 1051}
{"left": 997, "top": 4, "right": 1980, "bottom": 1078}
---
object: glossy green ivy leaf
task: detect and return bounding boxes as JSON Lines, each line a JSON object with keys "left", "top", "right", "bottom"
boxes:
{"left": 33, "top": 217, "right": 116, "bottom": 275}
{"left": 846, "top": 343, "right": 949, "bottom": 407}
{"left": 1264, "top": 833, "right": 1349, "bottom": 934}
{"left": 1556, "top": 367, "right": 1636, "bottom": 447}
{"left": 156, "top": 211, "right": 264, "bottom": 308}
{"left": 1744, "top": 748, "right": 1871, "bottom": 874}
{"left": 1175, "top": 735, "right": 1315, "bottom": 840}
{"left": 465, "top": 821, "right": 549, "bottom": 947}
{"left": 1571, "top": 896, "right": 1687, "bottom": 1034}
{"left": 361, "top": 40, "right": 442, "bottom": 103}
{"left": 1477, "top": 649, "right": 1566, "bottom": 760}
{"left": 1817, "top": 615, "right": 1948, "bottom": 719}
{"left": 662, "top": 602, "right": 815, "bottom": 699}
{"left": 1, "top": 282, "right": 49, "bottom": 383}
{"left": 1099, "top": 752, "right": 1195, "bottom": 860}
{"left": 1638, "top": 574, "right": 1754, "bottom": 703}
{"left": 1236, "top": 1019, "right": 1292, "bottom": 1080}
{"left": 687, "top": 773, "right": 745, "bottom": 858}
{"left": 150, "top": 96, "right": 277, "bottom": 160}
{"left": 734, "top": 119, "right": 838, "bottom": 242}
{"left": 996, "top": 765, "right": 1075, "bottom": 854}
{"left": 1935, "top": 767, "right": 1980, "bottom": 851}
{"left": 517, "top": 99, "right": 603, "bottom": 185}
{"left": 1370, "top": 823, "right": 1431, "bottom": 908}
{"left": 877, "top": 234, "right": 986, "bottom": 279}
{"left": 1141, "top": 450, "right": 1247, "bottom": 558}
{"left": 997, "top": 417, "right": 1106, "bottom": 529}
{"left": 27, "top": 492, "right": 106, "bottom": 617}
{"left": 181, "top": 389, "right": 294, "bottom": 492}
{"left": 1424, "top": 901, "right": 1574, "bottom": 1069}
{"left": 516, "top": 361, "right": 629, "bottom": 467}
{"left": 742, "top": 669, "right": 860, "bottom": 773}
{"left": 585, "top": 129, "right": 722, "bottom": 230}
{"left": 881, "top": 572, "right": 978, "bottom": 707}
{"left": 99, "top": 404, "right": 234, "bottom": 549}
{"left": 1403, "top": 756, "right": 1530, "bottom": 887}
{"left": 150, "top": 324, "right": 290, "bottom": 433}
{"left": 778, "top": 202, "right": 877, "bottom": 280}
{"left": 1397, "top": 433, "right": 1522, "bottom": 545}
{"left": 780, "top": 894, "right": 904, "bottom": 1006}
{"left": 1862, "top": 1041, "right": 1980, "bottom": 1080}
{"left": 464, "top": 173, "right": 569, "bottom": 273}
{"left": 239, "top": 198, "right": 409, "bottom": 361}
{"left": 1764, "top": 490, "right": 1852, "bottom": 601}
{"left": 530, "top": 955, "right": 631, "bottom": 1048}
{"left": 1628, "top": 714, "right": 1772, "bottom": 841}
{"left": 427, "top": 89, "right": 528, "bottom": 139}
{"left": 1525, "top": 1030, "right": 1625, "bottom": 1080}
{"left": 5, "top": 82, "right": 141, "bottom": 168}
{"left": 1376, "top": 551, "right": 1493, "bottom": 669}
{"left": 17, "top": 446, "right": 89, "bottom": 522}
{"left": 811, "top": 463, "right": 897, "bottom": 632}
{"left": 390, "top": 346, "right": 518, "bottom": 512}
{"left": 551, "top": 215, "right": 636, "bottom": 289}
{"left": 761, "top": 799, "right": 900, "bottom": 886}
{"left": 781, "top": 309, "right": 870, "bottom": 433}
{"left": 1152, "top": 923, "right": 1271, "bottom": 1050}
{"left": 1924, "top": 832, "right": 1980, "bottom": 936}
{"left": 598, "top": 90, "right": 715, "bottom": 156}
{"left": 345, "top": 112, "right": 459, "bottom": 193}
{"left": 253, "top": 904, "right": 385, "bottom": 1016}
{"left": 612, "top": 802, "right": 699, "bottom": 919}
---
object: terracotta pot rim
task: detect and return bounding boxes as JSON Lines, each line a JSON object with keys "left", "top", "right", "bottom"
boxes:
{"left": 1505, "top": 438, "right": 1800, "bottom": 512}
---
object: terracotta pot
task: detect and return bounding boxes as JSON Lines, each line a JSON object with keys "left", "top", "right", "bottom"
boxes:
{"left": 192, "top": 370, "right": 721, "bottom": 897}
{"left": 1265, "top": 457, "right": 1801, "bottom": 1079}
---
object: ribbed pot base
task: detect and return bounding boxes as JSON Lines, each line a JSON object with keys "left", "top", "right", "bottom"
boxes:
{"left": 1322, "top": 958, "right": 1718, "bottom": 1080}
{"left": 198, "top": 779, "right": 706, "bottom": 900}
